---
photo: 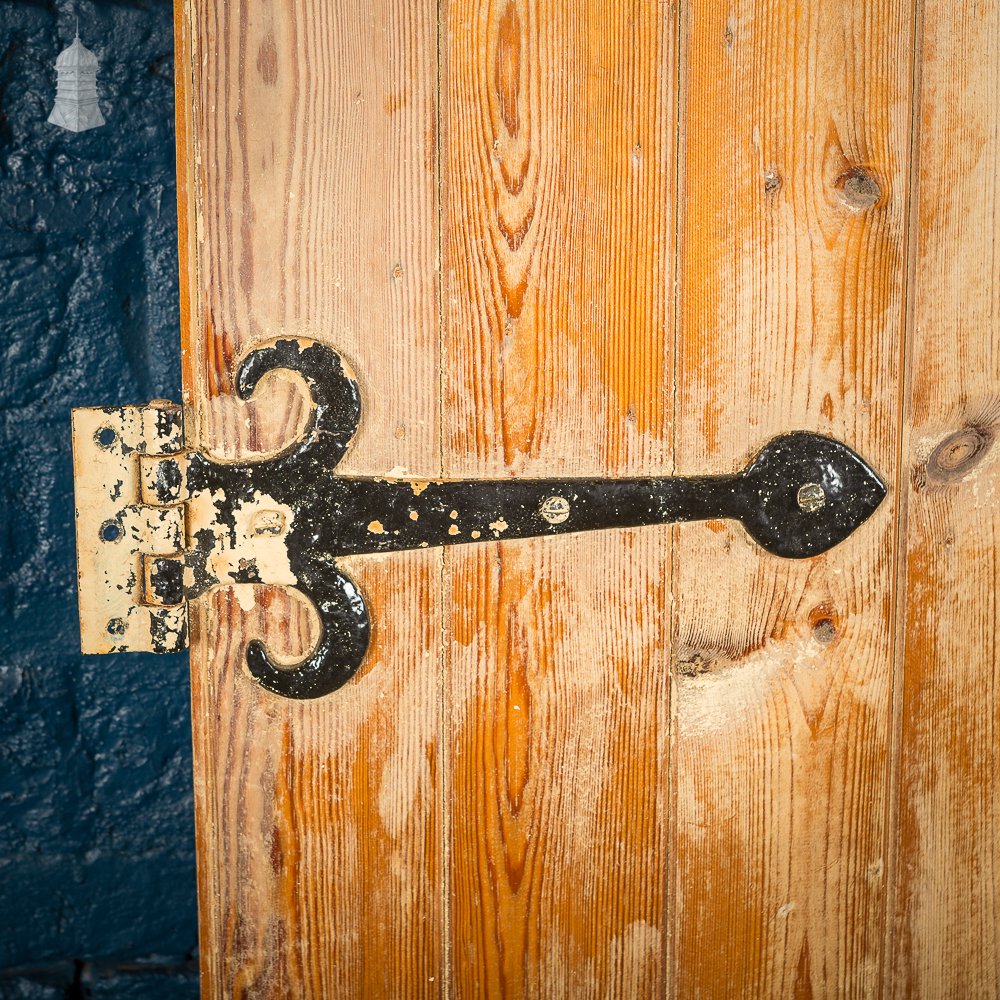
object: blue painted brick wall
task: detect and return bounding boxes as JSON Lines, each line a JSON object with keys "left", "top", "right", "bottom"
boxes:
{"left": 0, "top": 1, "right": 198, "bottom": 996}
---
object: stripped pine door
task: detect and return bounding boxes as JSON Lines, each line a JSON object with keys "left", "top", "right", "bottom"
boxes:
{"left": 173, "top": 0, "right": 999, "bottom": 997}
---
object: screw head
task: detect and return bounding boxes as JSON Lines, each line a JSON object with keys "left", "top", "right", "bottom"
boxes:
{"left": 797, "top": 482, "right": 826, "bottom": 513}
{"left": 251, "top": 509, "right": 286, "bottom": 536}
{"left": 100, "top": 519, "right": 123, "bottom": 543}
{"left": 539, "top": 495, "right": 570, "bottom": 524}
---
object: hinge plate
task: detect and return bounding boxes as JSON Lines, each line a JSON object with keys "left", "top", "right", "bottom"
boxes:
{"left": 72, "top": 401, "right": 188, "bottom": 654}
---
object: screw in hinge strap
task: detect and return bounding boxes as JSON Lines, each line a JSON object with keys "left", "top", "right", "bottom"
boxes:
{"left": 539, "top": 495, "right": 571, "bottom": 524}
{"left": 797, "top": 482, "right": 826, "bottom": 513}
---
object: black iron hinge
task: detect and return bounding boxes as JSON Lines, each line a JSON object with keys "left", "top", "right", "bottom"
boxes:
{"left": 72, "top": 338, "right": 886, "bottom": 699}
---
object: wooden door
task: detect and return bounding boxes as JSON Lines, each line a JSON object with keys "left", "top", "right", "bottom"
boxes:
{"left": 173, "top": 0, "right": 999, "bottom": 996}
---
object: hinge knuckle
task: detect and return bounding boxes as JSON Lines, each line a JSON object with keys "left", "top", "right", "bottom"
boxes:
{"left": 140, "top": 454, "right": 188, "bottom": 506}
{"left": 141, "top": 400, "right": 184, "bottom": 454}
{"left": 130, "top": 504, "right": 186, "bottom": 555}
{"left": 142, "top": 554, "right": 187, "bottom": 607}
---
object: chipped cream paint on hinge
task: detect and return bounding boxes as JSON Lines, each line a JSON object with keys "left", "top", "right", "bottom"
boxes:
{"left": 185, "top": 487, "right": 299, "bottom": 595}
{"left": 72, "top": 402, "right": 188, "bottom": 654}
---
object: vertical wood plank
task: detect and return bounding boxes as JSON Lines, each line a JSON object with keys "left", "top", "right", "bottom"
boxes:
{"left": 440, "top": 2, "right": 676, "bottom": 995}
{"left": 670, "top": 1, "right": 914, "bottom": 996}
{"left": 174, "top": 1, "right": 443, "bottom": 995}
{"left": 889, "top": 2, "right": 1000, "bottom": 995}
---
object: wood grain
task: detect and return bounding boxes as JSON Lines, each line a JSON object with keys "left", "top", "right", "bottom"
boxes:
{"left": 669, "top": 1, "right": 915, "bottom": 996}
{"left": 172, "top": 0, "right": 1000, "bottom": 995}
{"left": 888, "top": 1, "right": 1000, "bottom": 996}
{"left": 440, "top": 2, "right": 676, "bottom": 995}
{"left": 174, "top": 1, "right": 443, "bottom": 995}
